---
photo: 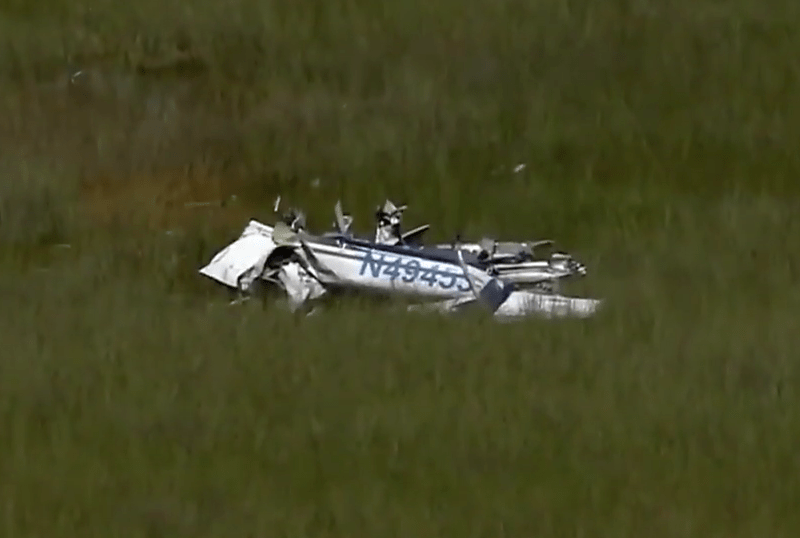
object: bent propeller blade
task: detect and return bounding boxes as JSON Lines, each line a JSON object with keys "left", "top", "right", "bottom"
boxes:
{"left": 334, "top": 200, "right": 352, "bottom": 235}
{"left": 401, "top": 224, "right": 430, "bottom": 243}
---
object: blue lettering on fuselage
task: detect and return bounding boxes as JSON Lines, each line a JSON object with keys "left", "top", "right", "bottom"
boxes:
{"left": 358, "top": 250, "right": 472, "bottom": 292}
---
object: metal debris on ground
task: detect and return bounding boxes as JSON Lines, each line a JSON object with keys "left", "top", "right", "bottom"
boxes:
{"left": 199, "top": 198, "right": 602, "bottom": 320}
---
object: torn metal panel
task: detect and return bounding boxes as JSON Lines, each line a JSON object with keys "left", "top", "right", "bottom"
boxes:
{"left": 199, "top": 220, "right": 277, "bottom": 291}
{"left": 277, "top": 262, "right": 327, "bottom": 312}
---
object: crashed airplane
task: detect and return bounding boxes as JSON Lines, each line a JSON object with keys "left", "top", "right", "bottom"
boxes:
{"left": 199, "top": 199, "right": 602, "bottom": 320}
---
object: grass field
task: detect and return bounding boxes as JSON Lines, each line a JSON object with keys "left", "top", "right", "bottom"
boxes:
{"left": 2, "top": 0, "right": 800, "bottom": 536}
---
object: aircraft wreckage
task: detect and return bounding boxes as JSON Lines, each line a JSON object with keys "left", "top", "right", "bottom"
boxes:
{"left": 199, "top": 198, "right": 603, "bottom": 320}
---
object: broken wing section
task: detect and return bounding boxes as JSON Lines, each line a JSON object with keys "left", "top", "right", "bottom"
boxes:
{"left": 199, "top": 220, "right": 277, "bottom": 292}
{"left": 410, "top": 290, "right": 603, "bottom": 320}
{"left": 493, "top": 291, "right": 602, "bottom": 320}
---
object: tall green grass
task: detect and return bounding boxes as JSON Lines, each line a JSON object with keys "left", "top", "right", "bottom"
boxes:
{"left": 1, "top": 0, "right": 799, "bottom": 536}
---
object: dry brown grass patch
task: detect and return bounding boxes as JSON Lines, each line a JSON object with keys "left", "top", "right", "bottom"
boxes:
{"left": 77, "top": 167, "right": 258, "bottom": 232}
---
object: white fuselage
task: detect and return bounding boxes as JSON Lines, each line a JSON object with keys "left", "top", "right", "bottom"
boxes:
{"left": 301, "top": 239, "right": 491, "bottom": 300}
